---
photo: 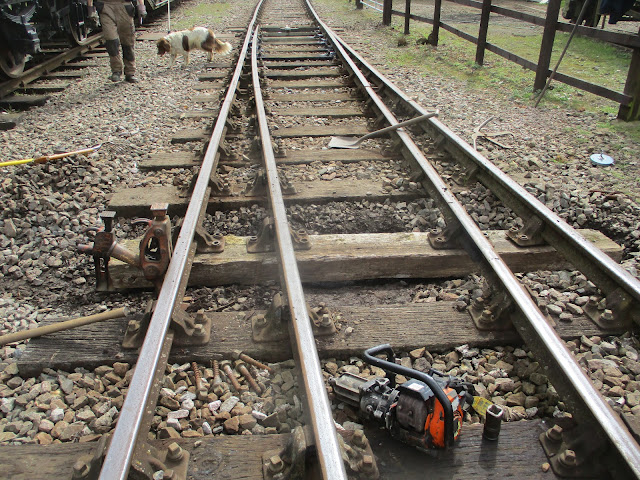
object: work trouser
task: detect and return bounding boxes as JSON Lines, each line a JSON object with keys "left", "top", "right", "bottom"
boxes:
{"left": 98, "top": 1, "right": 136, "bottom": 75}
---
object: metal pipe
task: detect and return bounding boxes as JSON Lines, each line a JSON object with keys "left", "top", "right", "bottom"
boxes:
{"left": 97, "top": 3, "right": 266, "bottom": 479}
{"left": 308, "top": 9, "right": 640, "bottom": 477}
{"left": 251, "top": 25, "right": 348, "bottom": 480}
{"left": 0, "top": 307, "right": 128, "bottom": 346}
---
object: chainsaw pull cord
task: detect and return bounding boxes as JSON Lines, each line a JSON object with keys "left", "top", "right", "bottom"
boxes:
{"left": 364, "top": 344, "right": 455, "bottom": 448}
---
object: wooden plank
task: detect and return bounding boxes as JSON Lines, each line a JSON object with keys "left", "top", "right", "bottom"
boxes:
{"left": 108, "top": 179, "right": 420, "bottom": 216}
{"left": 107, "top": 230, "right": 622, "bottom": 290}
{"left": 262, "top": 38, "right": 323, "bottom": 45}
{"left": 17, "top": 301, "right": 613, "bottom": 375}
{"left": 278, "top": 149, "right": 395, "bottom": 164}
{"left": 0, "top": 419, "right": 561, "bottom": 479}
{"left": 261, "top": 54, "right": 334, "bottom": 61}
{"left": 171, "top": 128, "right": 211, "bottom": 143}
{"left": 139, "top": 148, "right": 392, "bottom": 170}
{"left": 269, "top": 79, "right": 350, "bottom": 89}
{"left": 0, "top": 113, "right": 23, "bottom": 130}
{"left": 265, "top": 68, "right": 342, "bottom": 80}
{"left": 273, "top": 124, "right": 369, "bottom": 137}
{"left": 140, "top": 152, "right": 201, "bottom": 170}
{"left": 0, "top": 435, "right": 285, "bottom": 480}
{"left": 269, "top": 92, "right": 358, "bottom": 101}
{"left": 178, "top": 110, "right": 219, "bottom": 119}
{"left": 192, "top": 94, "right": 220, "bottom": 103}
{"left": 199, "top": 71, "right": 230, "bottom": 81}
{"left": 0, "top": 95, "right": 49, "bottom": 109}
{"left": 263, "top": 60, "right": 339, "bottom": 68}
{"left": 20, "top": 83, "right": 70, "bottom": 94}
{"left": 193, "top": 82, "right": 223, "bottom": 91}
{"left": 42, "top": 71, "right": 86, "bottom": 79}
{"left": 273, "top": 106, "right": 364, "bottom": 117}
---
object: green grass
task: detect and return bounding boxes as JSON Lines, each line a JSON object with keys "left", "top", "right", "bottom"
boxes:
{"left": 172, "top": 1, "right": 231, "bottom": 30}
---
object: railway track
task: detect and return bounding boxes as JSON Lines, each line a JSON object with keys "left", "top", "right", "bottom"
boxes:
{"left": 1, "top": 0, "right": 640, "bottom": 478}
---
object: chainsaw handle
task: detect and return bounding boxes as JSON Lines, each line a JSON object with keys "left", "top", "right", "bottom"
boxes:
{"left": 364, "top": 344, "right": 455, "bottom": 448}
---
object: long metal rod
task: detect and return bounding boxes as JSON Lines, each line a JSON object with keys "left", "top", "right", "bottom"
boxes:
{"left": 98, "top": 3, "right": 265, "bottom": 478}
{"left": 308, "top": 5, "right": 640, "bottom": 477}
{"left": 251, "top": 24, "right": 348, "bottom": 480}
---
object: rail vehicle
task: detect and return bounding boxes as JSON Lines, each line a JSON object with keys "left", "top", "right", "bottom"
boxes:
{"left": 0, "top": 0, "right": 173, "bottom": 78}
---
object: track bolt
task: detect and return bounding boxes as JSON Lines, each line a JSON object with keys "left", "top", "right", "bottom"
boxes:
{"left": 519, "top": 234, "right": 529, "bottom": 241}
{"left": 220, "top": 360, "right": 242, "bottom": 391}
{"left": 544, "top": 424, "right": 563, "bottom": 443}
{"left": 72, "top": 460, "right": 90, "bottom": 478}
{"left": 195, "top": 310, "right": 206, "bottom": 324}
{"left": 267, "top": 455, "right": 284, "bottom": 474}
{"left": 558, "top": 449, "right": 577, "bottom": 468}
{"left": 353, "top": 429, "right": 368, "bottom": 448}
{"left": 237, "top": 361, "right": 262, "bottom": 394}
{"left": 193, "top": 324, "right": 206, "bottom": 337}
{"left": 358, "top": 455, "right": 375, "bottom": 473}
{"left": 255, "top": 316, "right": 268, "bottom": 328}
{"left": 320, "top": 314, "right": 333, "bottom": 328}
{"left": 163, "top": 469, "right": 175, "bottom": 480}
{"left": 128, "top": 320, "right": 140, "bottom": 334}
{"left": 587, "top": 296, "right": 599, "bottom": 307}
{"left": 472, "top": 297, "right": 485, "bottom": 308}
{"left": 601, "top": 309, "right": 614, "bottom": 322}
{"left": 479, "top": 309, "right": 494, "bottom": 324}
{"left": 167, "top": 442, "right": 184, "bottom": 462}
{"left": 232, "top": 349, "right": 273, "bottom": 373}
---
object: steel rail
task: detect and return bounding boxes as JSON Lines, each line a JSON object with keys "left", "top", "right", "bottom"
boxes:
{"left": 306, "top": 4, "right": 640, "bottom": 477}
{"left": 251, "top": 23, "right": 348, "bottom": 479}
{"left": 328, "top": 25, "right": 640, "bottom": 315}
{"left": 97, "top": 2, "right": 266, "bottom": 478}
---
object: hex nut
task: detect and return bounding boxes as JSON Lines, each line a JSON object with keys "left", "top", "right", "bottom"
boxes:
{"left": 167, "top": 442, "right": 184, "bottom": 462}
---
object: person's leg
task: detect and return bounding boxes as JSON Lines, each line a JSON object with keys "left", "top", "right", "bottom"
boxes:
{"left": 116, "top": 3, "right": 137, "bottom": 80}
{"left": 100, "top": 3, "right": 123, "bottom": 80}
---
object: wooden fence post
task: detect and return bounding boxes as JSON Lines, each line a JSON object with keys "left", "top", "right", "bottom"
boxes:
{"left": 355, "top": 0, "right": 363, "bottom": 9}
{"left": 534, "top": 0, "right": 562, "bottom": 91}
{"left": 404, "top": 0, "right": 411, "bottom": 35}
{"left": 618, "top": 28, "right": 640, "bottom": 121}
{"left": 383, "top": 0, "right": 392, "bottom": 25}
{"left": 475, "top": 0, "right": 492, "bottom": 65}
{"left": 430, "top": 0, "right": 442, "bottom": 46}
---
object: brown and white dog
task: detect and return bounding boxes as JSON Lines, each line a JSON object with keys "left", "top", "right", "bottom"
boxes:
{"left": 156, "top": 27, "right": 232, "bottom": 67}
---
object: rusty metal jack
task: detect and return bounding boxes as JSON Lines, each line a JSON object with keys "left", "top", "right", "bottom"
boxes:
{"left": 261, "top": 426, "right": 379, "bottom": 480}
{"left": 71, "top": 435, "right": 190, "bottom": 480}
{"left": 123, "top": 300, "right": 212, "bottom": 348}
{"left": 78, "top": 203, "right": 173, "bottom": 292}
{"left": 246, "top": 217, "right": 311, "bottom": 253}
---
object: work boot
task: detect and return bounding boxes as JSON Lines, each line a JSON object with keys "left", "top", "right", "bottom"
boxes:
{"left": 125, "top": 75, "right": 138, "bottom": 83}
{"left": 109, "top": 72, "right": 122, "bottom": 82}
